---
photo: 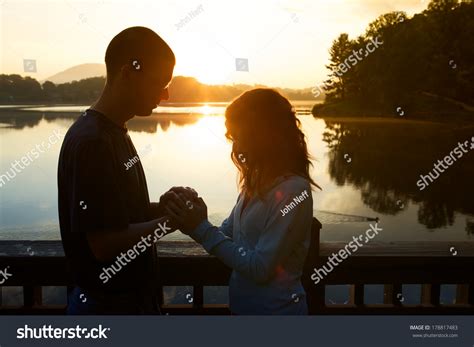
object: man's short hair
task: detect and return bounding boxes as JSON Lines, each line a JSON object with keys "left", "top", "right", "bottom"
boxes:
{"left": 105, "top": 26, "right": 175, "bottom": 80}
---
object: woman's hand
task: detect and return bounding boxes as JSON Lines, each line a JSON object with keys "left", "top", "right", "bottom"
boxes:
{"left": 165, "top": 194, "right": 208, "bottom": 234}
{"left": 159, "top": 186, "right": 197, "bottom": 210}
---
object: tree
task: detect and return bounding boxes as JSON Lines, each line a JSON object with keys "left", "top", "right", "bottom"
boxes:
{"left": 365, "top": 11, "right": 407, "bottom": 39}
{"left": 318, "top": 2, "right": 474, "bottom": 116}
{"left": 42, "top": 81, "right": 56, "bottom": 101}
{"left": 427, "top": 0, "right": 460, "bottom": 12}
{"left": 324, "top": 34, "right": 357, "bottom": 100}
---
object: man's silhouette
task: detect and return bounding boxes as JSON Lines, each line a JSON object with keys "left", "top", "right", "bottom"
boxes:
{"left": 58, "top": 26, "right": 193, "bottom": 314}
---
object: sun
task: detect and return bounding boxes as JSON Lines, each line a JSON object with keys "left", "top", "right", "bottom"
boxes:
{"left": 199, "top": 104, "right": 213, "bottom": 115}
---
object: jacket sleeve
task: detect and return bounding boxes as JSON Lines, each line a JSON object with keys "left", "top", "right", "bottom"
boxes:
{"left": 190, "top": 180, "right": 312, "bottom": 284}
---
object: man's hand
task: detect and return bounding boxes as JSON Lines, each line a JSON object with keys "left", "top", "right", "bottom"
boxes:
{"left": 160, "top": 186, "right": 197, "bottom": 206}
{"left": 156, "top": 186, "right": 198, "bottom": 216}
{"left": 165, "top": 196, "right": 208, "bottom": 235}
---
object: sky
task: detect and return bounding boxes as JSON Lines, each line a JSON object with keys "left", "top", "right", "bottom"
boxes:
{"left": 0, "top": 0, "right": 428, "bottom": 88}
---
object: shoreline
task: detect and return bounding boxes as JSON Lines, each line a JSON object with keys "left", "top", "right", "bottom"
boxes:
{"left": 312, "top": 99, "right": 474, "bottom": 124}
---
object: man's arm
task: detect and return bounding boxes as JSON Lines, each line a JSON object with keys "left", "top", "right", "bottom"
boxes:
{"left": 149, "top": 202, "right": 164, "bottom": 219}
{"left": 86, "top": 216, "right": 171, "bottom": 262}
{"left": 67, "top": 141, "right": 180, "bottom": 262}
{"left": 149, "top": 187, "right": 198, "bottom": 219}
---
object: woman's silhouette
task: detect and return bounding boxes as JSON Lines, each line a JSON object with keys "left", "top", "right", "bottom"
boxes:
{"left": 165, "top": 89, "right": 320, "bottom": 315}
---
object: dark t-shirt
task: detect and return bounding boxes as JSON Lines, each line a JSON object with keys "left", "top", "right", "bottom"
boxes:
{"left": 58, "top": 109, "right": 158, "bottom": 293}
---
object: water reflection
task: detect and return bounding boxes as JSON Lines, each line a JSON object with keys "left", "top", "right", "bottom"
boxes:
{"left": 0, "top": 110, "right": 201, "bottom": 133}
{"left": 1, "top": 105, "right": 473, "bottom": 241}
{"left": 322, "top": 119, "right": 474, "bottom": 230}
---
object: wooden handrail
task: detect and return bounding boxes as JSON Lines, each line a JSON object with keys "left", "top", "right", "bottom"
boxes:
{"left": 1, "top": 218, "right": 474, "bottom": 315}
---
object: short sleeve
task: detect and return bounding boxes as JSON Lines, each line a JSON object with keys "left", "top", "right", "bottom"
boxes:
{"left": 67, "top": 140, "right": 129, "bottom": 233}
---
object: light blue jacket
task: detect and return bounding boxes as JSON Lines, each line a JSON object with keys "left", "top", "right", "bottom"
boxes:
{"left": 190, "top": 175, "right": 313, "bottom": 315}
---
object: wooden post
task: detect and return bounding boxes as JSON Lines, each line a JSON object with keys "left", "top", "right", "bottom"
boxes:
{"left": 303, "top": 217, "right": 323, "bottom": 314}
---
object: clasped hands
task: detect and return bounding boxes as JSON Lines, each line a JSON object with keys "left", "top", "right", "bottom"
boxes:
{"left": 159, "top": 186, "right": 208, "bottom": 234}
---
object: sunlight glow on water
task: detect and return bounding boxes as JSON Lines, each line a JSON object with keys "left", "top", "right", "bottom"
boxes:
{"left": 0, "top": 102, "right": 473, "bottom": 241}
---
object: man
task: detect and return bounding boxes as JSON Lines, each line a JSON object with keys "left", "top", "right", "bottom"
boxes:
{"left": 58, "top": 26, "right": 195, "bottom": 314}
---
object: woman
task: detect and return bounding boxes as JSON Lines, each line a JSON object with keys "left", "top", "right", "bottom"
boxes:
{"left": 165, "top": 89, "right": 320, "bottom": 315}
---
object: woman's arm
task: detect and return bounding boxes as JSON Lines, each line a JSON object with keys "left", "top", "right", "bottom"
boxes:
{"left": 186, "top": 193, "right": 239, "bottom": 242}
{"left": 188, "top": 182, "right": 312, "bottom": 284}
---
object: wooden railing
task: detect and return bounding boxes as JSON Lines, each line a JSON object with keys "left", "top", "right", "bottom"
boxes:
{"left": 1, "top": 218, "right": 474, "bottom": 315}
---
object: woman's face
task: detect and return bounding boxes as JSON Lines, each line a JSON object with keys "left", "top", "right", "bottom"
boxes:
{"left": 232, "top": 128, "right": 248, "bottom": 155}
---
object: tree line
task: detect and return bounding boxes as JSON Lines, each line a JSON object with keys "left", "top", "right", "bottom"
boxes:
{"left": 315, "top": 0, "right": 474, "bottom": 118}
{"left": 0, "top": 74, "right": 315, "bottom": 104}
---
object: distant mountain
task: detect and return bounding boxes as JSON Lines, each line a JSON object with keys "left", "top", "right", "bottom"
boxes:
{"left": 43, "top": 63, "right": 105, "bottom": 84}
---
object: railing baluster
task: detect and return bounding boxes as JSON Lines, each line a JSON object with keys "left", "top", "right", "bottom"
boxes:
{"left": 1, "top": 238, "right": 474, "bottom": 315}
{"left": 23, "top": 286, "right": 42, "bottom": 309}
{"left": 392, "top": 284, "right": 403, "bottom": 306}
{"left": 421, "top": 284, "right": 440, "bottom": 306}
{"left": 194, "top": 285, "right": 204, "bottom": 313}
{"left": 157, "top": 285, "right": 164, "bottom": 308}
{"left": 351, "top": 284, "right": 364, "bottom": 306}
{"left": 455, "top": 284, "right": 469, "bottom": 304}
{"left": 383, "top": 284, "right": 393, "bottom": 304}
{"left": 431, "top": 284, "right": 441, "bottom": 306}
{"left": 468, "top": 283, "right": 474, "bottom": 306}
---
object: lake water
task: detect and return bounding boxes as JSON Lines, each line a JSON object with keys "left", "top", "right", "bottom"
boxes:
{"left": 0, "top": 101, "right": 473, "bottom": 243}
{"left": 1, "top": 101, "right": 472, "bottom": 306}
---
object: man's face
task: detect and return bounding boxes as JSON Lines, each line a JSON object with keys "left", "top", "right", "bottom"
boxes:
{"left": 127, "top": 60, "right": 174, "bottom": 117}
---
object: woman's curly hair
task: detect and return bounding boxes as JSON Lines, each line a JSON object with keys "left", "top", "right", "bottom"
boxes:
{"left": 225, "top": 88, "right": 320, "bottom": 199}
